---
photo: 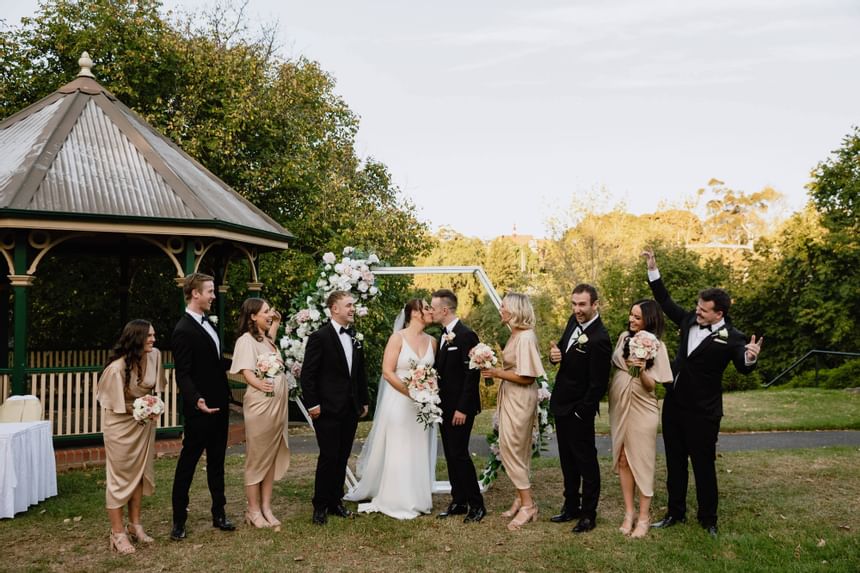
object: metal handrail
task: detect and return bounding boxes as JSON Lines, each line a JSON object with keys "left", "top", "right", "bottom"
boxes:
{"left": 764, "top": 349, "right": 860, "bottom": 387}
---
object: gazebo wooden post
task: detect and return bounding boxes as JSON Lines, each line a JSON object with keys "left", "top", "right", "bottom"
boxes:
{"left": 9, "top": 232, "right": 34, "bottom": 395}
{"left": 119, "top": 248, "right": 130, "bottom": 327}
{"left": 0, "top": 280, "right": 9, "bottom": 369}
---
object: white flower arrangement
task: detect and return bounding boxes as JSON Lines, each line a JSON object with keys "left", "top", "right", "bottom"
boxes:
{"left": 208, "top": 315, "right": 218, "bottom": 326}
{"left": 442, "top": 332, "right": 456, "bottom": 344}
{"left": 278, "top": 247, "right": 383, "bottom": 399}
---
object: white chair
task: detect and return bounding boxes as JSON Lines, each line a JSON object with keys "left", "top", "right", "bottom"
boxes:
{"left": 0, "top": 395, "right": 43, "bottom": 422}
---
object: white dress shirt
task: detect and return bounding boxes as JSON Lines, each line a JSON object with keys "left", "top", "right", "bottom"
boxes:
{"left": 565, "top": 314, "right": 599, "bottom": 352}
{"left": 440, "top": 318, "right": 459, "bottom": 349}
{"left": 330, "top": 319, "right": 354, "bottom": 372}
{"left": 186, "top": 308, "right": 220, "bottom": 354}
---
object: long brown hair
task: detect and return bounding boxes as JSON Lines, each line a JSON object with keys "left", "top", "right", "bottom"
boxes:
{"left": 103, "top": 319, "right": 151, "bottom": 387}
{"left": 237, "top": 298, "right": 270, "bottom": 342}
{"left": 402, "top": 298, "right": 425, "bottom": 328}
{"left": 622, "top": 299, "right": 665, "bottom": 370}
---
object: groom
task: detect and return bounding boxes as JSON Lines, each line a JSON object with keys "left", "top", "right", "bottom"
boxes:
{"left": 430, "top": 289, "right": 485, "bottom": 523}
{"left": 300, "top": 290, "right": 370, "bottom": 525}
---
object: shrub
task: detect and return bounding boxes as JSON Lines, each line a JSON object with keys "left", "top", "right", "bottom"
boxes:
{"left": 783, "top": 358, "right": 860, "bottom": 389}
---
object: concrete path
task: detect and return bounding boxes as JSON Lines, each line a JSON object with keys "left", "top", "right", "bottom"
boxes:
{"left": 231, "top": 430, "right": 860, "bottom": 458}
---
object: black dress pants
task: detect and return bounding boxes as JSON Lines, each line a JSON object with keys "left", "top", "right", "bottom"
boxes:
{"left": 312, "top": 408, "right": 358, "bottom": 510}
{"left": 661, "top": 401, "right": 721, "bottom": 526}
{"left": 555, "top": 413, "right": 600, "bottom": 519}
{"left": 171, "top": 410, "right": 229, "bottom": 524}
{"left": 440, "top": 413, "right": 483, "bottom": 508}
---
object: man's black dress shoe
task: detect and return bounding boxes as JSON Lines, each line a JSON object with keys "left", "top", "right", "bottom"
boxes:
{"left": 437, "top": 503, "right": 469, "bottom": 519}
{"left": 651, "top": 515, "right": 686, "bottom": 529}
{"left": 329, "top": 504, "right": 352, "bottom": 518}
{"left": 170, "top": 523, "right": 186, "bottom": 541}
{"left": 703, "top": 524, "right": 718, "bottom": 538}
{"left": 463, "top": 506, "right": 486, "bottom": 523}
{"left": 312, "top": 507, "right": 328, "bottom": 525}
{"left": 572, "top": 517, "right": 596, "bottom": 533}
{"left": 550, "top": 508, "right": 580, "bottom": 523}
{"left": 212, "top": 515, "right": 236, "bottom": 531}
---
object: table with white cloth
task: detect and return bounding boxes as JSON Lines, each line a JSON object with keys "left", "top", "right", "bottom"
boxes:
{"left": 0, "top": 421, "right": 58, "bottom": 519}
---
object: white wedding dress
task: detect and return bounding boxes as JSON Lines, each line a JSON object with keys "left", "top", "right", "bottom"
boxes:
{"left": 344, "top": 333, "right": 435, "bottom": 519}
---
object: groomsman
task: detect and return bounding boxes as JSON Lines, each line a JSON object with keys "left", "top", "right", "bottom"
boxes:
{"left": 548, "top": 284, "right": 612, "bottom": 533}
{"left": 170, "top": 273, "right": 235, "bottom": 540}
{"left": 301, "top": 291, "right": 370, "bottom": 525}
{"left": 643, "top": 249, "right": 763, "bottom": 537}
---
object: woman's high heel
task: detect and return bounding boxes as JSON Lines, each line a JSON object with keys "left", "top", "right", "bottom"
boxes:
{"left": 262, "top": 510, "right": 281, "bottom": 531}
{"left": 501, "top": 498, "right": 522, "bottom": 518}
{"left": 126, "top": 522, "right": 154, "bottom": 543}
{"left": 630, "top": 517, "right": 650, "bottom": 539}
{"left": 245, "top": 510, "right": 272, "bottom": 529}
{"left": 507, "top": 504, "right": 538, "bottom": 531}
{"left": 109, "top": 531, "right": 135, "bottom": 554}
{"left": 619, "top": 512, "right": 635, "bottom": 536}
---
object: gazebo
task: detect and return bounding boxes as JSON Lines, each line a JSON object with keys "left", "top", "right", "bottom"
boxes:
{"left": 0, "top": 53, "right": 292, "bottom": 440}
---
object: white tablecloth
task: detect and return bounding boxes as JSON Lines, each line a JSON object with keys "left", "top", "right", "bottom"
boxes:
{"left": 0, "top": 421, "right": 58, "bottom": 518}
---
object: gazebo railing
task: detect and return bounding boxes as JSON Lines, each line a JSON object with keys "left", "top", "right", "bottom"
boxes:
{"left": 4, "top": 365, "right": 183, "bottom": 441}
{"left": 7, "top": 349, "right": 174, "bottom": 369}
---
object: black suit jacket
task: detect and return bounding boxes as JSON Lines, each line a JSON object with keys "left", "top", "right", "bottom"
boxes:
{"left": 172, "top": 313, "right": 231, "bottom": 418}
{"left": 434, "top": 320, "right": 481, "bottom": 416}
{"left": 548, "top": 314, "right": 612, "bottom": 419}
{"left": 649, "top": 277, "right": 756, "bottom": 418}
{"left": 300, "top": 322, "right": 369, "bottom": 416}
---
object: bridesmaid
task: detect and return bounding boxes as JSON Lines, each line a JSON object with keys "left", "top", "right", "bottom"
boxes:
{"left": 608, "top": 300, "right": 672, "bottom": 538}
{"left": 229, "top": 298, "right": 290, "bottom": 530}
{"left": 480, "top": 292, "right": 546, "bottom": 531}
{"left": 98, "top": 319, "right": 166, "bottom": 554}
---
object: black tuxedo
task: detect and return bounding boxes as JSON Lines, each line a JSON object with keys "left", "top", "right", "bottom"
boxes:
{"left": 434, "top": 320, "right": 483, "bottom": 509}
{"left": 548, "top": 314, "right": 612, "bottom": 520}
{"left": 171, "top": 312, "right": 232, "bottom": 524}
{"left": 300, "top": 322, "right": 369, "bottom": 511}
{"left": 649, "top": 276, "right": 756, "bottom": 526}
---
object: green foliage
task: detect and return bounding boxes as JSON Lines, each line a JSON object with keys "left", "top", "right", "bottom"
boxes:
{"left": 721, "top": 362, "right": 763, "bottom": 392}
{"left": 808, "top": 126, "right": 860, "bottom": 235}
{"left": 783, "top": 358, "right": 860, "bottom": 390}
{"left": 2, "top": 0, "right": 429, "bottom": 352}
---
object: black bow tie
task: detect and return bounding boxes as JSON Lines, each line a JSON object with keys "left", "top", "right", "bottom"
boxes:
{"left": 699, "top": 324, "right": 712, "bottom": 331}
{"left": 200, "top": 315, "right": 209, "bottom": 325}
{"left": 441, "top": 327, "right": 449, "bottom": 335}
{"left": 339, "top": 326, "right": 355, "bottom": 337}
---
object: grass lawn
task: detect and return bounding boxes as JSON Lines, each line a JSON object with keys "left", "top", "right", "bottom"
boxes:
{"left": 468, "top": 388, "right": 860, "bottom": 436}
{"left": 2, "top": 446, "right": 859, "bottom": 572}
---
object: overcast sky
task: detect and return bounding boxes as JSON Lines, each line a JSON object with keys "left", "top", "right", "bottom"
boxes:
{"left": 3, "top": 0, "right": 859, "bottom": 238}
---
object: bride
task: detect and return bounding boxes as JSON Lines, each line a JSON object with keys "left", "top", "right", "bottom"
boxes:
{"left": 344, "top": 298, "right": 437, "bottom": 519}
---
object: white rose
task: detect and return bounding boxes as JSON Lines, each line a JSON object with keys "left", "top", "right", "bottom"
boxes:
{"left": 369, "top": 286, "right": 378, "bottom": 295}
{"left": 368, "top": 254, "right": 379, "bottom": 264}
{"left": 578, "top": 334, "right": 589, "bottom": 344}
{"left": 334, "top": 263, "right": 344, "bottom": 273}
{"left": 323, "top": 252, "right": 336, "bottom": 264}
{"left": 343, "top": 247, "right": 354, "bottom": 256}
{"left": 316, "top": 279, "right": 327, "bottom": 288}
{"left": 357, "top": 281, "right": 369, "bottom": 292}
{"left": 309, "top": 308, "right": 321, "bottom": 321}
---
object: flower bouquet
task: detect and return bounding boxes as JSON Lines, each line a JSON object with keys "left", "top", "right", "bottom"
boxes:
{"left": 628, "top": 330, "right": 659, "bottom": 378}
{"left": 132, "top": 394, "right": 164, "bottom": 423}
{"left": 468, "top": 343, "right": 498, "bottom": 386}
{"left": 402, "top": 361, "right": 442, "bottom": 430}
{"left": 255, "top": 351, "right": 285, "bottom": 397}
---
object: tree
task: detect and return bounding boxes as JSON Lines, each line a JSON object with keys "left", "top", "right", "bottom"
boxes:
{"left": 1, "top": 0, "right": 430, "bottom": 356}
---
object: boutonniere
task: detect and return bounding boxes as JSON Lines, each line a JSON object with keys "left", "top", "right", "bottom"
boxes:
{"left": 575, "top": 333, "right": 589, "bottom": 347}
{"left": 442, "top": 332, "right": 456, "bottom": 344}
{"left": 352, "top": 332, "right": 364, "bottom": 348}
{"left": 712, "top": 328, "right": 729, "bottom": 344}
{"left": 208, "top": 315, "right": 218, "bottom": 326}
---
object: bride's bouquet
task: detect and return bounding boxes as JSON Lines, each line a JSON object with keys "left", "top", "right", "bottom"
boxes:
{"left": 132, "top": 394, "right": 164, "bottom": 423}
{"left": 255, "top": 352, "right": 285, "bottom": 397}
{"left": 468, "top": 343, "right": 499, "bottom": 386}
{"left": 627, "top": 330, "right": 659, "bottom": 378}
{"left": 403, "top": 361, "right": 442, "bottom": 430}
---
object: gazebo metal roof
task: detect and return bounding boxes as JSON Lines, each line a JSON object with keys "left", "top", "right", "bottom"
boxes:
{"left": 0, "top": 53, "right": 292, "bottom": 249}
